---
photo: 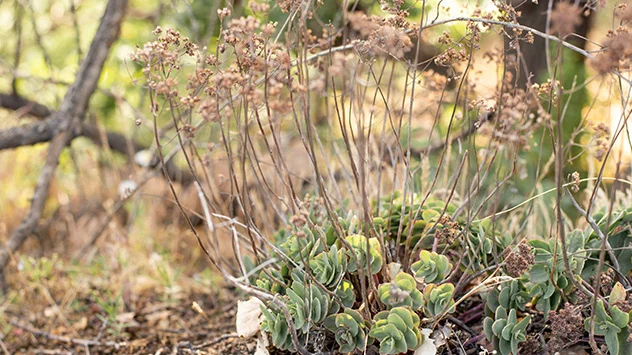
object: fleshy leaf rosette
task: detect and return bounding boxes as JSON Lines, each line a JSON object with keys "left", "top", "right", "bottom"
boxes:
{"left": 260, "top": 307, "right": 299, "bottom": 351}
{"left": 528, "top": 233, "right": 584, "bottom": 318}
{"left": 286, "top": 279, "right": 331, "bottom": 333}
{"left": 421, "top": 283, "right": 456, "bottom": 317}
{"left": 345, "top": 234, "right": 383, "bottom": 275}
{"left": 410, "top": 250, "right": 452, "bottom": 283}
{"left": 377, "top": 272, "right": 423, "bottom": 310}
{"left": 323, "top": 308, "right": 367, "bottom": 353}
{"left": 483, "top": 307, "right": 530, "bottom": 355}
{"left": 485, "top": 279, "right": 530, "bottom": 317}
{"left": 255, "top": 269, "right": 287, "bottom": 295}
{"left": 308, "top": 245, "right": 348, "bottom": 288}
{"left": 369, "top": 307, "right": 422, "bottom": 354}
{"left": 280, "top": 227, "right": 324, "bottom": 261}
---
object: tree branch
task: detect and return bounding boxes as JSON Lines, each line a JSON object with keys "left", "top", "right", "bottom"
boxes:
{"left": 0, "top": 93, "right": 51, "bottom": 118}
{"left": 0, "top": 116, "right": 63, "bottom": 150}
{"left": 0, "top": 0, "right": 129, "bottom": 288}
{"left": 0, "top": 91, "right": 194, "bottom": 184}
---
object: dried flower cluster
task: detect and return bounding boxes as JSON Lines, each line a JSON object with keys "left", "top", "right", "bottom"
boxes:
{"left": 503, "top": 239, "right": 534, "bottom": 278}
{"left": 548, "top": 303, "right": 584, "bottom": 352}
{"left": 131, "top": 28, "right": 198, "bottom": 100}
{"left": 348, "top": 12, "right": 413, "bottom": 60}
{"left": 588, "top": 121, "right": 611, "bottom": 161}
{"left": 592, "top": 3, "right": 632, "bottom": 74}
{"left": 570, "top": 171, "right": 581, "bottom": 193}
{"left": 435, "top": 216, "right": 460, "bottom": 246}
{"left": 482, "top": 85, "right": 546, "bottom": 148}
{"left": 550, "top": 2, "right": 583, "bottom": 38}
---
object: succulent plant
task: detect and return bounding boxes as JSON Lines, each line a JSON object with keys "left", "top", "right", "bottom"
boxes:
{"left": 308, "top": 245, "right": 347, "bottom": 288}
{"left": 377, "top": 272, "right": 423, "bottom": 310}
{"left": 485, "top": 280, "right": 530, "bottom": 317}
{"left": 280, "top": 227, "right": 325, "bottom": 261}
{"left": 255, "top": 268, "right": 287, "bottom": 295}
{"left": 323, "top": 308, "right": 368, "bottom": 353}
{"left": 260, "top": 306, "right": 301, "bottom": 351}
{"left": 461, "top": 221, "right": 495, "bottom": 271}
{"left": 373, "top": 193, "right": 457, "bottom": 249}
{"left": 584, "top": 283, "right": 632, "bottom": 355}
{"left": 286, "top": 278, "right": 332, "bottom": 333}
{"left": 483, "top": 307, "right": 531, "bottom": 355}
{"left": 345, "top": 234, "right": 383, "bottom": 275}
{"left": 421, "top": 283, "right": 456, "bottom": 317}
{"left": 325, "top": 212, "right": 362, "bottom": 246}
{"left": 410, "top": 250, "right": 452, "bottom": 283}
{"left": 369, "top": 307, "right": 422, "bottom": 354}
{"left": 528, "top": 230, "right": 585, "bottom": 317}
{"left": 584, "top": 207, "right": 632, "bottom": 277}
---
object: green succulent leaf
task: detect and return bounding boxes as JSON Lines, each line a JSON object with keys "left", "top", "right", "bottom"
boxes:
{"left": 280, "top": 227, "right": 324, "bottom": 261}
{"left": 345, "top": 234, "right": 383, "bottom": 275}
{"left": 421, "top": 283, "right": 456, "bottom": 317}
{"left": 584, "top": 299, "right": 630, "bottom": 355}
{"left": 284, "top": 278, "right": 332, "bottom": 333}
{"left": 324, "top": 308, "right": 367, "bottom": 353}
{"left": 369, "top": 307, "right": 422, "bottom": 354}
{"left": 484, "top": 306, "right": 531, "bottom": 355}
{"left": 308, "top": 245, "right": 348, "bottom": 288}
{"left": 528, "top": 236, "right": 584, "bottom": 319}
{"left": 255, "top": 268, "right": 287, "bottom": 295}
{"left": 410, "top": 250, "right": 453, "bottom": 283}
{"left": 261, "top": 306, "right": 298, "bottom": 351}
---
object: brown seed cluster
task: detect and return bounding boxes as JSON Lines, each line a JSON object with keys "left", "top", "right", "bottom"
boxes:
{"left": 348, "top": 11, "right": 413, "bottom": 60}
{"left": 503, "top": 239, "right": 534, "bottom": 278}
{"left": 133, "top": 7, "right": 331, "bottom": 124}
{"left": 435, "top": 215, "right": 460, "bottom": 246}
{"left": 603, "top": 268, "right": 616, "bottom": 293}
{"left": 550, "top": 2, "right": 584, "bottom": 38}
{"left": 131, "top": 28, "right": 198, "bottom": 100}
{"left": 548, "top": 303, "right": 584, "bottom": 352}
{"left": 591, "top": 4, "right": 632, "bottom": 74}
{"left": 588, "top": 121, "right": 611, "bottom": 161}
{"left": 570, "top": 171, "right": 581, "bottom": 193}
{"left": 482, "top": 84, "right": 547, "bottom": 149}
{"left": 277, "top": 0, "right": 302, "bottom": 13}
{"left": 289, "top": 194, "right": 326, "bottom": 230}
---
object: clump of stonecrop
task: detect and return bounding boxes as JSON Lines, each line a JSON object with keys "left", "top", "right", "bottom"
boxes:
{"left": 372, "top": 192, "right": 459, "bottom": 249}
{"left": 377, "top": 272, "right": 423, "bottom": 309}
{"left": 249, "top": 192, "right": 469, "bottom": 354}
{"left": 252, "top": 191, "right": 632, "bottom": 354}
